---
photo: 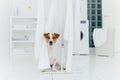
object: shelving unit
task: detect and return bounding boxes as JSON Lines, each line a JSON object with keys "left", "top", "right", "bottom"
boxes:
{"left": 10, "top": 16, "right": 37, "bottom": 55}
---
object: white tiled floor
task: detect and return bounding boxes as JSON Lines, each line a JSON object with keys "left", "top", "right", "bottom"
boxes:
{"left": 8, "top": 53, "right": 120, "bottom": 80}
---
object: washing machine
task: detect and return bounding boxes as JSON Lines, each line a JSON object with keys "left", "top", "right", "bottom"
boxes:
{"left": 73, "top": 0, "right": 89, "bottom": 55}
{"left": 79, "top": 0, "right": 89, "bottom": 55}
{"left": 80, "top": 20, "right": 89, "bottom": 55}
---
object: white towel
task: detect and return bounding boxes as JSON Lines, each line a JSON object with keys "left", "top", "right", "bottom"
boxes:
{"left": 73, "top": 0, "right": 81, "bottom": 53}
{"left": 35, "top": 0, "right": 50, "bottom": 70}
{"left": 64, "top": 0, "right": 73, "bottom": 72}
{"left": 38, "top": 41, "right": 50, "bottom": 70}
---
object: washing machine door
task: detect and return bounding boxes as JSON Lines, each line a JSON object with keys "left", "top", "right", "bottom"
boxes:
{"left": 80, "top": 31, "right": 83, "bottom": 40}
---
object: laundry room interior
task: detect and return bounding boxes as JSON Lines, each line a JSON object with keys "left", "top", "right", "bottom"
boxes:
{"left": 0, "top": 0, "right": 120, "bottom": 80}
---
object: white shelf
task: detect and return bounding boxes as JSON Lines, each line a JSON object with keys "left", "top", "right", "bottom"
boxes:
{"left": 11, "top": 16, "right": 37, "bottom": 19}
{"left": 12, "top": 28, "right": 36, "bottom": 31}
{"left": 12, "top": 49, "right": 33, "bottom": 55}
{"left": 10, "top": 16, "right": 37, "bottom": 55}
{"left": 12, "top": 41, "right": 34, "bottom": 43}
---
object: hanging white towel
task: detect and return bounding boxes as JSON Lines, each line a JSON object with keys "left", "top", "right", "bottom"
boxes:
{"left": 73, "top": 0, "right": 81, "bottom": 54}
{"left": 64, "top": 0, "right": 73, "bottom": 72}
{"left": 38, "top": 41, "right": 50, "bottom": 70}
{"left": 34, "top": 0, "right": 50, "bottom": 70}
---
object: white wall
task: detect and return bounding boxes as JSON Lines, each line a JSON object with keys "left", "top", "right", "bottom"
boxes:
{"left": 114, "top": 0, "right": 120, "bottom": 53}
{"left": 102, "top": 0, "right": 120, "bottom": 53}
{"left": 102, "top": 0, "right": 118, "bottom": 29}
{"left": 12, "top": 0, "right": 38, "bottom": 17}
{"left": 115, "top": 0, "right": 120, "bottom": 53}
{"left": 0, "top": 0, "right": 12, "bottom": 80}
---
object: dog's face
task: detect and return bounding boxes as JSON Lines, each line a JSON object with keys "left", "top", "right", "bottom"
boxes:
{"left": 43, "top": 33, "right": 60, "bottom": 46}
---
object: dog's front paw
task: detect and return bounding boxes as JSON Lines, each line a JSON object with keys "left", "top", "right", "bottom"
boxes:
{"left": 52, "top": 68, "right": 57, "bottom": 72}
{"left": 63, "top": 68, "right": 66, "bottom": 70}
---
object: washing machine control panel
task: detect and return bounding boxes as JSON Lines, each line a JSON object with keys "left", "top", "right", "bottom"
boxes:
{"left": 80, "top": 20, "right": 86, "bottom": 24}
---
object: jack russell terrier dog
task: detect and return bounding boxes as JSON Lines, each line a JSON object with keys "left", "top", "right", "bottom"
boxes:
{"left": 43, "top": 33, "right": 65, "bottom": 72}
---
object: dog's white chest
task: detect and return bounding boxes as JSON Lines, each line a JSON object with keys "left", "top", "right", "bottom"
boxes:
{"left": 47, "top": 47, "right": 57, "bottom": 64}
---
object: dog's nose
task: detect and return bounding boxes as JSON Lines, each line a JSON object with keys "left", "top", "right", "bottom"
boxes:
{"left": 49, "top": 41, "right": 53, "bottom": 46}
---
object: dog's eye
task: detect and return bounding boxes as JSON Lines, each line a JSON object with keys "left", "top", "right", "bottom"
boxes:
{"left": 52, "top": 37, "right": 56, "bottom": 39}
{"left": 46, "top": 37, "right": 50, "bottom": 39}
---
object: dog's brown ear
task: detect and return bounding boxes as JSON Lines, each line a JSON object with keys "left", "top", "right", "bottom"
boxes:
{"left": 43, "top": 33, "right": 49, "bottom": 37}
{"left": 54, "top": 33, "right": 60, "bottom": 38}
